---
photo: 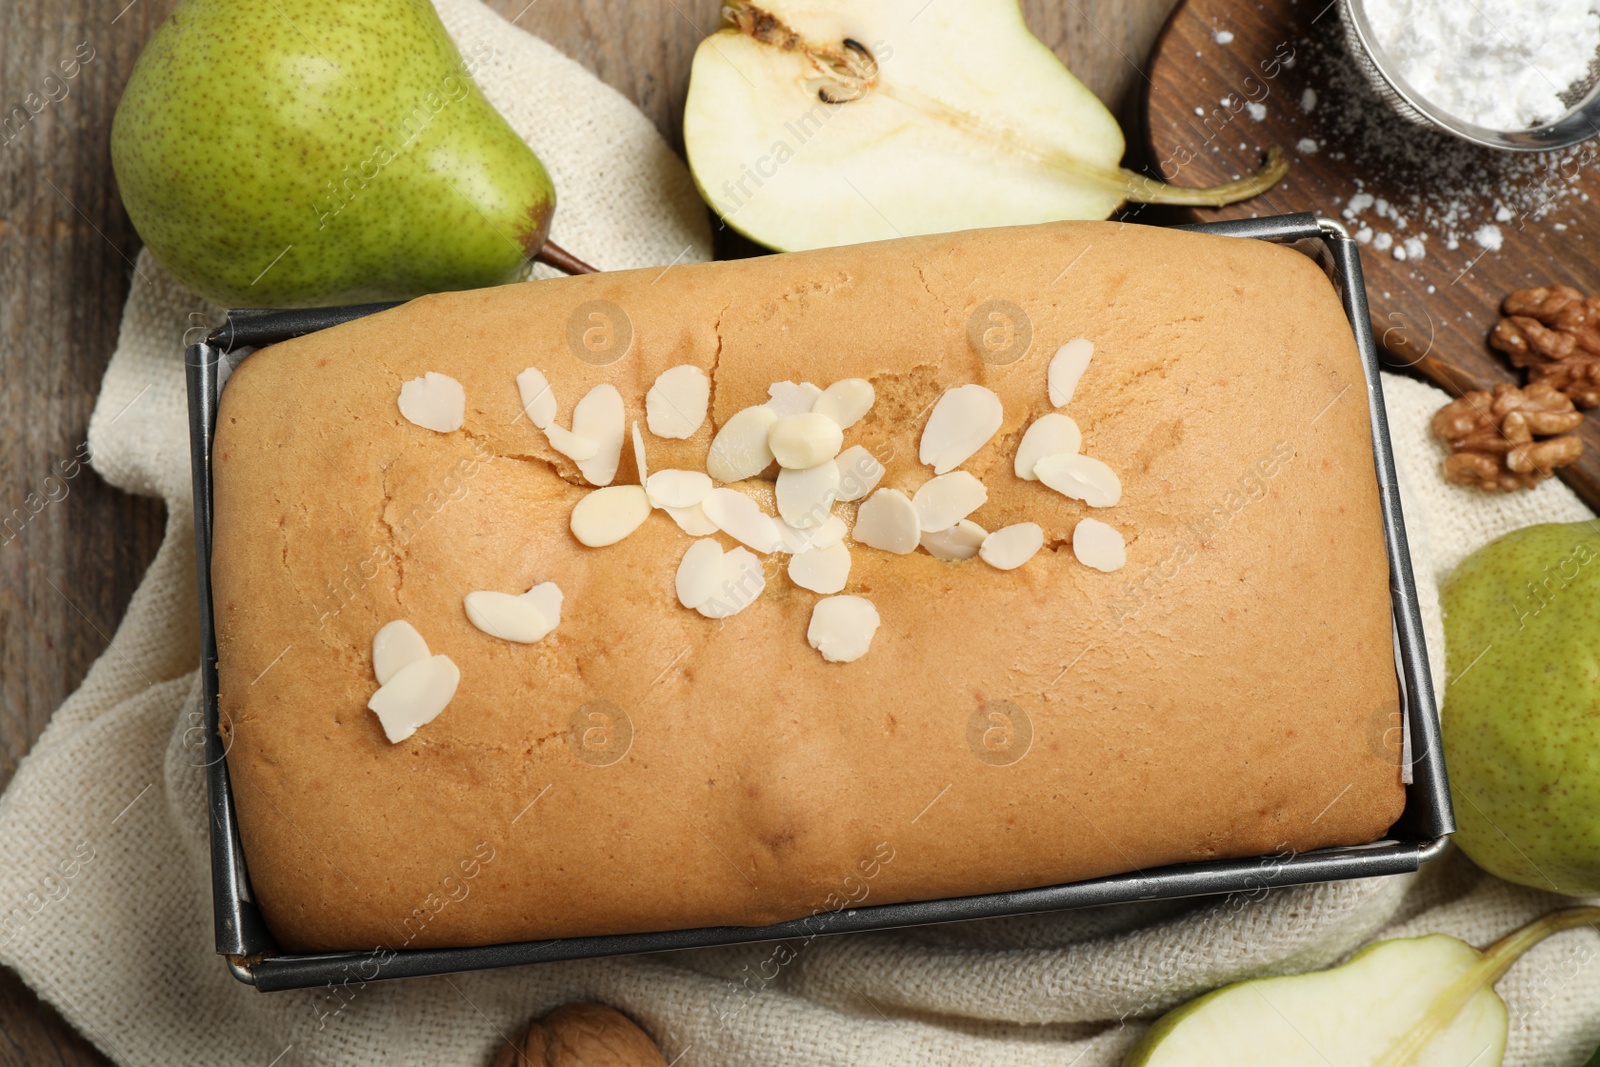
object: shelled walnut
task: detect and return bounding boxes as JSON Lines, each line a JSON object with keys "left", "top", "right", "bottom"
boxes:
{"left": 1490, "top": 285, "right": 1600, "bottom": 407}
{"left": 1431, "top": 383, "right": 1584, "bottom": 492}
{"left": 490, "top": 1003, "right": 667, "bottom": 1067}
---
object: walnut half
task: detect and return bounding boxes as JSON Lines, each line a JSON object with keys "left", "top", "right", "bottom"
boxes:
{"left": 1490, "top": 285, "right": 1600, "bottom": 407}
{"left": 490, "top": 1004, "right": 667, "bottom": 1067}
{"left": 1431, "top": 382, "right": 1584, "bottom": 492}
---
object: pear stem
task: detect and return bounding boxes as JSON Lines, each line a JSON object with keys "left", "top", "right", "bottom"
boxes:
{"left": 874, "top": 80, "right": 1287, "bottom": 210}
{"left": 1115, "top": 148, "right": 1289, "bottom": 207}
{"left": 536, "top": 241, "right": 599, "bottom": 275}
{"left": 1372, "top": 907, "right": 1600, "bottom": 1067}
{"left": 1479, "top": 906, "right": 1600, "bottom": 984}
{"left": 1026, "top": 143, "right": 1287, "bottom": 207}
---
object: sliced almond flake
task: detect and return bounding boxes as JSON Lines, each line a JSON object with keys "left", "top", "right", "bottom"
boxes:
{"left": 773, "top": 520, "right": 814, "bottom": 555}
{"left": 1049, "top": 338, "right": 1094, "bottom": 407}
{"left": 776, "top": 460, "right": 841, "bottom": 528}
{"left": 853, "top": 488, "right": 921, "bottom": 554}
{"left": 1034, "top": 453, "right": 1122, "bottom": 508}
{"left": 646, "top": 365, "right": 710, "bottom": 439}
{"left": 516, "top": 367, "right": 557, "bottom": 430}
{"left": 769, "top": 412, "right": 844, "bottom": 469}
{"left": 1073, "top": 518, "right": 1127, "bottom": 573}
{"left": 367, "top": 654, "right": 459, "bottom": 744}
{"left": 545, "top": 423, "right": 600, "bottom": 462}
{"left": 521, "top": 582, "right": 563, "bottom": 628}
{"left": 373, "top": 620, "right": 430, "bottom": 685}
{"left": 920, "top": 384, "right": 1004, "bottom": 475}
{"left": 788, "top": 541, "right": 851, "bottom": 594}
{"left": 774, "top": 513, "right": 850, "bottom": 553}
{"left": 398, "top": 372, "right": 465, "bottom": 433}
{"left": 702, "top": 487, "right": 784, "bottom": 552}
{"left": 665, "top": 502, "right": 720, "bottom": 536}
{"left": 979, "top": 522, "right": 1044, "bottom": 571}
{"left": 464, "top": 590, "right": 555, "bottom": 643}
{"left": 807, "top": 596, "right": 880, "bottom": 663}
{"left": 676, "top": 538, "right": 725, "bottom": 609}
{"left": 1014, "top": 413, "right": 1082, "bottom": 481}
{"left": 632, "top": 421, "right": 648, "bottom": 485}
{"left": 912, "top": 470, "right": 988, "bottom": 533}
{"left": 646, "top": 469, "right": 714, "bottom": 509}
{"left": 921, "top": 519, "right": 987, "bottom": 562}
{"left": 697, "top": 547, "right": 766, "bottom": 619}
{"left": 570, "top": 485, "right": 652, "bottom": 547}
{"left": 811, "top": 514, "right": 849, "bottom": 548}
{"left": 572, "top": 383, "right": 625, "bottom": 486}
{"left": 835, "top": 445, "right": 886, "bottom": 502}
{"left": 766, "top": 380, "right": 823, "bottom": 416}
{"left": 812, "top": 378, "right": 875, "bottom": 429}
{"left": 707, "top": 404, "right": 778, "bottom": 483}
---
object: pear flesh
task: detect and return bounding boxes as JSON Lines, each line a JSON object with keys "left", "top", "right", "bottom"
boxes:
{"left": 682, "top": 0, "right": 1285, "bottom": 252}
{"left": 111, "top": 0, "right": 571, "bottom": 307}
{"left": 1124, "top": 908, "right": 1600, "bottom": 1067}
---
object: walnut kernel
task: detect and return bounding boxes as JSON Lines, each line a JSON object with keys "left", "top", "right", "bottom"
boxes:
{"left": 1431, "top": 382, "right": 1584, "bottom": 492}
{"left": 1490, "top": 286, "right": 1600, "bottom": 408}
{"left": 490, "top": 1003, "right": 666, "bottom": 1067}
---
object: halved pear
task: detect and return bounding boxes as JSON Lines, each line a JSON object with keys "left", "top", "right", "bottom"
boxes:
{"left": 682, "top": 0, "right": 1285, "bottom": 251}
{"left": 1123, "top": 907, "right": 1600, "bottom": 1067}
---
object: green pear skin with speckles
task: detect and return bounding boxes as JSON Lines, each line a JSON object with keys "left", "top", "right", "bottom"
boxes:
{"left": 111, "top": 0, "right": 555, "bottom": 307}
{"left": 1442, "top": 520, "right": 1600, "bottom": 896}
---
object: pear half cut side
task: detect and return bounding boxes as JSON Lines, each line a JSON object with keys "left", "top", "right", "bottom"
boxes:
{"left": 1123, "top": 907, "right": 1600, "bottom": 1067}
{"left": 682, "top": 0, "right": 1286, "bottom": 252}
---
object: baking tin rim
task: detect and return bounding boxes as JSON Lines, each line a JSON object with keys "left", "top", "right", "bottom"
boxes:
{"left": 185, "top": 211, "right": 1452, "bottom": 992}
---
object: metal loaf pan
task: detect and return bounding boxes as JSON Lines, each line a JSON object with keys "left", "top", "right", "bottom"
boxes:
{"left": 185, "top": 211, "right": 1452, "bottom": 992}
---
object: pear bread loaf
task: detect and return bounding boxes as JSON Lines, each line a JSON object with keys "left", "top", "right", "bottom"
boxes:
{"left": 210, "top": 220, "right": 1406, "bottom": 952}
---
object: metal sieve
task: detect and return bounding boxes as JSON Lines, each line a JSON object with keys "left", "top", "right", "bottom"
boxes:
{"left": 1340, "top": 0, "right": 1600, "bottom": 151}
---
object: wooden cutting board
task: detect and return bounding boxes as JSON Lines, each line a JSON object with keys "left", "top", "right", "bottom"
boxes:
{"left": 1139, "top": 0, "right": 1600, "bottom": 509}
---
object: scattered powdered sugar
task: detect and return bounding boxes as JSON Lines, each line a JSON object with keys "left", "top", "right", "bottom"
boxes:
{"left": 1246, "top": 101, "right": 1267, "bottom": 121}
{"left": 1296, "top": 137, "right": 1320, "bottom": 154}
{"left": 1302, "top": 28, "right": 1591, "bottom": 258}
{"left": 1301, "top": 87, "right": 1318, "bottom": 113}
{"left": 1364, "top": 0, "right": 1600, "bottom": 130}
{"left": 1474, "top": 224, "right": 1504, "bottom": 251}
{"left": 1214, "top": 28, "right": 1234, "bottom": 44}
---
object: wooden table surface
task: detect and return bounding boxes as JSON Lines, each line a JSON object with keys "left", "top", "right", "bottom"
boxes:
{"left": 0, "top": 0, "right": 1169, "bottom": 1061}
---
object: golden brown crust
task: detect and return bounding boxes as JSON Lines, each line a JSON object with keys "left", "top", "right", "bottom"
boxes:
{"left": 210, "top": 220, "right": 1405, "bottom": 953}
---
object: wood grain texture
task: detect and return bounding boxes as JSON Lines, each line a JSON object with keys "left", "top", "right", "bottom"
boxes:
{"left": 0, "top": 0, "right": 175, "bottom": 1062}
{"left": 0, "top": 0, "right": 1173, "bottom": 1060}
{"left": 1140, "top": 0, "right": 1600, "bottom": 509}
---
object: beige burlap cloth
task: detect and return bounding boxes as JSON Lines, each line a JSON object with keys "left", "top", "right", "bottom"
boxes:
{"left": 2, "top": 2, "right": 1598, "bottom": 1063}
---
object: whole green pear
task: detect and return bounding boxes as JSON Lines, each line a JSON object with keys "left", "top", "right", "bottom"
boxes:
{"left": 111, "top": 0, "right": 557, "bottom": 307}
{"left": 1442, "top": 520, "right": 1600, "bottom": 896}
